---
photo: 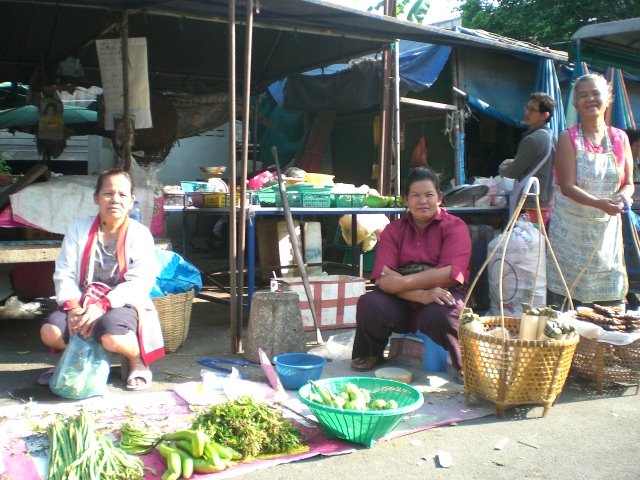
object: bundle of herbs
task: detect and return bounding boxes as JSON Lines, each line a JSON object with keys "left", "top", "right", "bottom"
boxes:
{"left": 191, "top": 396, "right": 306, "bottom": 458}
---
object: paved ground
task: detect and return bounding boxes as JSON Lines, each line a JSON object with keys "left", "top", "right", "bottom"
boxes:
{"left": 0, "top": 268, "right": 638, "bottom": 479}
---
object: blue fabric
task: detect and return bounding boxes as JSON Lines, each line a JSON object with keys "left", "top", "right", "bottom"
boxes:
{"left": 534, "top": 58, "right": 567, "bottom": 140}
{"left": 267, "top": 40, "right": 452, "bottom": 109}
{"left": 151, "top": 250, "right": 202, "bottom": 297}
{"left": 465, "top": 95, "right": 521, "bottom": 127}
{"left": 622, "top": 204, "right": 640, "bottom": 293}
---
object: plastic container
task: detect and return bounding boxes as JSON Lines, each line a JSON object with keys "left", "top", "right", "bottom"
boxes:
{"left": 335, "top": 193, "right": 367, "bottom": 208}
{"left": 129, "top": 201, "right": 142, "bottom": 222}
{"left": 297, "top": 376, "right": 424, "bottom": 447}
{"left": 181, "top": 181, "right": 213, "bottom": 193}
{"left": 304, "top": 173, "right": 335, "bottom": 184}
{"left": 273, "top": 353, "right": 326, "bottom": 390}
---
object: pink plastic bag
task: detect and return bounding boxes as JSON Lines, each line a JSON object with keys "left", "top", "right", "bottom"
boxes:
{"left": 248, "top": 171, "right": 275, "bottom": 190}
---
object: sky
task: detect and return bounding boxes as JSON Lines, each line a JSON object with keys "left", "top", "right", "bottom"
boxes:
{"left": 325, "top": 0, "right": 462, "bottom": 24}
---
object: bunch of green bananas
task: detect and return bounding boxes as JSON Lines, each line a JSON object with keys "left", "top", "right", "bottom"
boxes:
{"left": 156, "top": 429, "right": 241, "bottom": 479}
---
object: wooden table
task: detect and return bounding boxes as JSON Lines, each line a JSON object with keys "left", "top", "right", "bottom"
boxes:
{"left": 0, "top": 238, "right": 172, "bottom": 264}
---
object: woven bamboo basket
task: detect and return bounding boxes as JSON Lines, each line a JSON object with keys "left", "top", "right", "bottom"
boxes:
{"left": 571, "top": 336, "right": 640, "bottom": 394}
{"left": 460, "top": 178, "right": 578, "bottom": 417}
{"left": 152, "top": 289, "right": 195, "bottom": 353}
{"left": 459, "top": 317, "right": 578, "bottom": 417}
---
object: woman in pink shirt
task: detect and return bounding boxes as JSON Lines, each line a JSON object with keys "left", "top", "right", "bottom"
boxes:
{"left": 351, "top": 167, "right": 471, "bottom": 379}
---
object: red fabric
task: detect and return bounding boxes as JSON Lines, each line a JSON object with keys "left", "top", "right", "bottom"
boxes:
{"left": 371, "top": 208, "right": 471, "bottom": 286}
{"left": 79, "top": 215, "right": 130, "bottom": 287}
{"left": 296, "top": 111, "right": 336, "bottom": 172}
{"left": 410, "top": 136, "right": 428, "bottom": 167}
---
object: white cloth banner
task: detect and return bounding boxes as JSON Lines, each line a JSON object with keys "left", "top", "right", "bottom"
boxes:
{"left": 96, "top": 37, "right": 152, "bottom": 130}
{"left": 9, "top": 175, "right": 153, "bottom": 234}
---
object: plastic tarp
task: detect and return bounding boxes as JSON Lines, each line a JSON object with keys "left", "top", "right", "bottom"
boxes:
{"left": 605, "top": 67, "right": 636, "bottom": 130}
{"left": 266, "top": 27, "right": 574, "bottom": 127}
{"left": 534, "top": 58, "right": 567, "bottom": 140}
{"left": 268, "top": 41, "right": 451, "bottom": 111}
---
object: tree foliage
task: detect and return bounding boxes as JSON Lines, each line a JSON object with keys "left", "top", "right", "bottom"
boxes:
{"left": 368, "top": 0, "right": 430, "bottom": 23}
{"left": 459, "top": 0, "right": 640, "bottom": 50}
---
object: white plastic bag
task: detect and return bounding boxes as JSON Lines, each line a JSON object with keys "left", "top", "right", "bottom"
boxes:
{"left": 487, "top": 219, "right": 546, "bottom": 317}
{"left": 308, "top": 330, "right": 355, "bottom": 360}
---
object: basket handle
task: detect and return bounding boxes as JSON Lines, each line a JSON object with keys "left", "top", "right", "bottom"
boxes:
{"left": 461, "top": 177, "right": 573, "bottom": 335}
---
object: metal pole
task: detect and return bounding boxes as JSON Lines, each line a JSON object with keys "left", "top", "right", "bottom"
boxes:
{"left": 393, "top": 39, "right": 401, "bottom": 197}
{"left": 228, "top": 0, "right": 239, "bottom": 354}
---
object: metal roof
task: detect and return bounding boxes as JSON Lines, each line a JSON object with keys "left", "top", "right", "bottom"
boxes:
{"left": 571, "top": 17, "right": 640, "bottom": 74}
{"left": 0, "top": 0, "right": 567, "bottom": 94}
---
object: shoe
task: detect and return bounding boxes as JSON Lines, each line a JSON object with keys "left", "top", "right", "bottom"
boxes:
{"left": 126, "top": 368, "right": 153, "bottom": 391}
{"left": 350, "top": 356, "right": 384, "bottom": 372}
{"left": 37, "top": 368, "right": 56, "bottom": 386}
{"left": 453, "top": 370, "right": 464, "bottom": 385}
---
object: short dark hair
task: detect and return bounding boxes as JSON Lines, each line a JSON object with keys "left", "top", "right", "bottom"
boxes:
{"left": 403, "top": 167, "right": 441, "bottom": 196}
{"left": 94, "top": 169, "right": 134, "bottom": 195}
{"left": 529, "top": 92, "right": 556, "bottom": 123}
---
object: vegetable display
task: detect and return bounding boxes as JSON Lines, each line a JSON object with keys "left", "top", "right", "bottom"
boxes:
{"left": 47, "top": 410, "right": 144, "bottom": 480}
{"left": 308, "top": 380, "right": 398, "bottom": 411}
{"left": 154, "top": 429, "right": 242, "bottom": 478}
{"left": 118, "top": 418, "right": 163, "bottom": 455}
{"left": 191, "top": 396, "right": 305, "bottom": 458}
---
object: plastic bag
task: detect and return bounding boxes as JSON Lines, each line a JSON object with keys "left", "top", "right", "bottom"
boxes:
{"left": 308, "top": 330, "right": 355, "bottom": 360}
{"left": 338, "top": 213, "right": 390, "bottom": 252}
{"left": 49, "top": 335, "right": 110, "bottom": 399}
{"left": 487, "top": 219, "right": 546, "bottom": 317}
{"left": 151, "top": 250, "right": 203, "bottom": 297}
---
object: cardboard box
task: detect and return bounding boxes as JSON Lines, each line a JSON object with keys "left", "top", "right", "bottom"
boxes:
{"left": 279, "top": 274, "right": 366, "bottom": 331}
{"left": 256, "top": 219, "right": 322, "bottom": 280}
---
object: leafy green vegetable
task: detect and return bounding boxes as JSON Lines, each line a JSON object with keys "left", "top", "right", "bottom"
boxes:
{"left": 192, "top": 396, "right": 304, "bottom": 458}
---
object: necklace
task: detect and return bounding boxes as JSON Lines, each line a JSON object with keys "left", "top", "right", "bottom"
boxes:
{"left": 97, "top": 229, "right": 117, "bottom": 257}
{"left": 582, "top": 124, "right": 606, "bottom": 148}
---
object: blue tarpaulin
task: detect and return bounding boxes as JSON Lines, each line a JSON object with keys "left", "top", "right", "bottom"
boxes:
{"left": 534, "top": 58, "right": 567, "bottom": 140}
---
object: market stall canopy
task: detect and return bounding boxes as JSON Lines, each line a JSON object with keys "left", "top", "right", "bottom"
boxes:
{"left": 0, "top": 0, "right": 567, "bottom": 96}
{"left": 571, "top": 17, "right": 640, "bottom": 76}
{"left": 0, "top": 105, "right": 97, "bottom": 130}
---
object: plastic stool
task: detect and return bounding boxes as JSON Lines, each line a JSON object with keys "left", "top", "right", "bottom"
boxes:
{"left": 388, "top": 331, "right": 448, "bottom": 372}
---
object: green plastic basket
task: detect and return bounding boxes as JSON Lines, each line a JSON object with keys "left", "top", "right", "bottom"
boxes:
{"left": 297, "top": 376, "right": 424, "bottom": 447}
{"left": 335, "top": 193, "right": 367, "bottom": 208}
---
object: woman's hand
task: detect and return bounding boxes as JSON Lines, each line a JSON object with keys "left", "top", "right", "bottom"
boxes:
{"left": 422, "top": 287, "right": 457, "bottom": 306}
{"left": 375, "top": 265, "right": 404, "bottom": 294}
{"left": 595, "top": 197, "right": 624, "bottom": 216}
{"left": 68, "top": 304, "right": 102, "bottom": 338}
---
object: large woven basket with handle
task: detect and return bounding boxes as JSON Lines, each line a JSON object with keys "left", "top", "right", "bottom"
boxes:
{"left": 459, "top": 178, "right": 578, "bottom": 417}
{"left": 459, "top": 316, "right": 578, "bottom": 417}
{"left": 152, "top": 289, "right": 195, "bottom": 353}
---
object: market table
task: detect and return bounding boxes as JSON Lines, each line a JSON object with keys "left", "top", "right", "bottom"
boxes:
{"left": 0, "top": 238, "right": 173, "bottom": 264}
{"left": 165, "top": 205, "right": 508, "bottom": 309}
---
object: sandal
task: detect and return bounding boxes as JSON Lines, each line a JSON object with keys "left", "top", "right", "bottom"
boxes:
{"left": 37, "top": 368, "right": 56, "bottom": 386}
{"left": 126, "top": 368, "right": 153, "bottom": 391}
{"left": 350, "top": 356, "right": 384, "bottom": 372}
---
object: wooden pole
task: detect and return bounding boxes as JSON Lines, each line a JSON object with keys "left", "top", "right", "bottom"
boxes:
{"left": 235, "top": 0, "right": 255, "bottom": 353}
{"left": 228, "top": 0, "right": 239, "bottom": 354}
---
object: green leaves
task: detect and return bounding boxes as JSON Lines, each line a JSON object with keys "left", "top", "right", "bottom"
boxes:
{"left": 459, "top": 0, "right": 640, "bottom": 49}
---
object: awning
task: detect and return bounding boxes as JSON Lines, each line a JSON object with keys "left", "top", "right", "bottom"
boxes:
{"left": 571, "top": 18, "right": 640, "bottom": 76}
